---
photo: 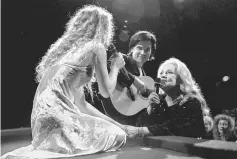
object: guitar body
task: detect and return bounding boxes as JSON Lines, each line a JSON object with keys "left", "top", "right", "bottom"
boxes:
{"left": 110, "top": 76, "right": 155, "bottom": 116}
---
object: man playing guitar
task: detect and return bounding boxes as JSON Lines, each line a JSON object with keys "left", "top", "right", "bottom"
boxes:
{"left": 98, "top": 30, "right": 157, "bottom": 125}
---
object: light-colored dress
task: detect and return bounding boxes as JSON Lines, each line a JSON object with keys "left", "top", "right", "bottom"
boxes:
{"left": 2, "top": 49, "right": 126, "bottom": 159}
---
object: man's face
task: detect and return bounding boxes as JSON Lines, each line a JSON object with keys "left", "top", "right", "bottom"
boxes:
{"left": 131, "top": 40, "right": 152, "bottom": 66}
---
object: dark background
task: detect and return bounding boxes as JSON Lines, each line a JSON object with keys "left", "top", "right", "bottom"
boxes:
{"left": 1, "top": 0, "right": 237, "bottom": 129}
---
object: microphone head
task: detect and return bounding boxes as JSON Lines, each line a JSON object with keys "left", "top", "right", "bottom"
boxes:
{"left": 154, "top": 78, "right": 161, "bottom": 94}
{"left": 155, "top": 77, "right": 161, "bottom": 84}
{"left": 154, "top": 77, "right": 166, "bottom": 98}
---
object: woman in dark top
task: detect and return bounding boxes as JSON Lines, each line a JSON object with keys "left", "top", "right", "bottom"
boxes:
{"left": 124, "top": 57, "right": 211, "bottom": 139}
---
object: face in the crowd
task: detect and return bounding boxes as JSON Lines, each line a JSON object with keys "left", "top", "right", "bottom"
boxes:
{"left": 218, "top": 119, "right": 229, "bottom": 134}
{"left": 130, "top": 40, "right": 152, "bottom": 66}
{"left": 158, "top": 63, "right": 179, "bottom": 91}
{"left": 204, "top": 121, "right": 211, "bottom": 132}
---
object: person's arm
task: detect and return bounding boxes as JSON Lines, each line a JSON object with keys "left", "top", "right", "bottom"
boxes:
{"left": 117, "top": 70, "right": 135, "bottom": 88}
{"left": 124, "top": 125, "right": 153, "bottom": 138}
{"left": 112, "top": 55, "right": 135, "bottom": 88}
{"left": 73, "top": 89, "right": 126, "bottom": 130}
{"left": 146, "top": 92, "right": 162, "bottom": 115}
{"left": 143, "top": 98, "right": 206, "bottom": 138}
{"left": 138, "top": 127, "right": 153, "bottom": 136}
{"left": 84, "top": 101, "right": 125, "bottom": 129}
{"left": 94, "top": 43, "right": 124, "bottom": 98}
{"left": 124, "top": 93, "right": 164, "bottom": 138}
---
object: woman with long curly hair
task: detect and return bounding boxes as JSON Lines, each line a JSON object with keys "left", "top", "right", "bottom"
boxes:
{"left": 2, "top": 5, "right": 128, "bottom": 159}
{"left": 124, "top": 57, "right": 211, "bottom": 139}
{"left": 213, "top": 114, "right": 236, "bottom": 142}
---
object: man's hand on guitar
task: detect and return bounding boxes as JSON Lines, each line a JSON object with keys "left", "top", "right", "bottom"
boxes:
{"left": 138, "top": 84, "right": 148, "bottom": 94}
{"left": 110, "top": 52, "right": 125, "bottom": 70}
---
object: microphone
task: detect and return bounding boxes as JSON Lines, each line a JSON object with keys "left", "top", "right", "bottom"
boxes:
{"left": 154, "top": 77, "right": 166, "bottom": 100}
{"left": 108, "top": 44, "right": 135, "bottom": 101}
{"left": 108, "top": 44, "right": 131, "bottom": 80}
{"left": 154, "top": 78, "right": 161, "bottom": 92}
{"left": 155, "top": 77, "right": 161, "bottom": 85}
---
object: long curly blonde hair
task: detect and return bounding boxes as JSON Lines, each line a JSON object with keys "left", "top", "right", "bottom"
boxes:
{"left": 35, "top": 5, "right": 114, "bottom": 83}
{"left": 157, "top": 57, "right": 210, "bottom": 116}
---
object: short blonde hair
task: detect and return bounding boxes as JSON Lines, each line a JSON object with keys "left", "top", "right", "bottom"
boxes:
{"left": 157, "top": 57, "right": 210, "bottom": 116}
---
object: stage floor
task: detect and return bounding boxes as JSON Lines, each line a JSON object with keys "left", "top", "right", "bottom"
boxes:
{"left": 1, "top": 128, "right": 202, "bottom": 159}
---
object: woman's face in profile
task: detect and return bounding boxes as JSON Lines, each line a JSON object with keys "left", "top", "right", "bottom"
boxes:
{"left": 204, "top": 121, "right": 211, "bottom": 132}
{"left": 218, "top": 119, "right": 229, "bottom": 134}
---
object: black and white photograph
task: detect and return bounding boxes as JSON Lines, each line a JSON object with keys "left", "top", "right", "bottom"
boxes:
{"left": 1, "top": 0, "right": 237, "bottom": 158}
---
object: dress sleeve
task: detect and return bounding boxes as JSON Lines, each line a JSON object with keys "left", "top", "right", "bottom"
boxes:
{"left": 147, "top": 98, "right": 206, "bottom": 138}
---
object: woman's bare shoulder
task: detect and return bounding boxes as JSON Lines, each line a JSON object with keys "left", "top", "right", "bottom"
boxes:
{"left": 63, "top": 42, "right": 107, "bottom": 65}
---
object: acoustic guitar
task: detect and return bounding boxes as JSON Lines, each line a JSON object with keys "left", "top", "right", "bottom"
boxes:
{"left": 108, "top": 44, "right": 158, "bottom": 116}
{"left": 110, "top": 75, "right": 156, "bottom": 115}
